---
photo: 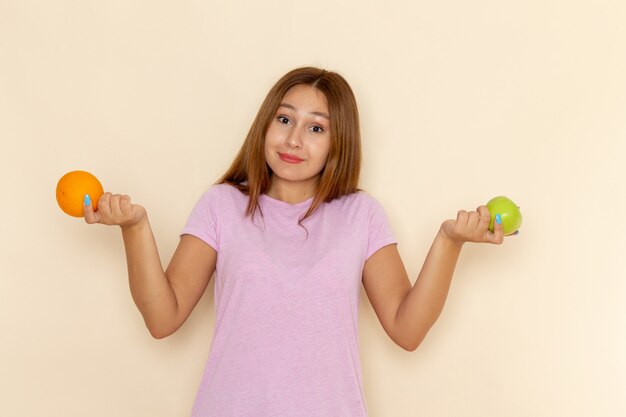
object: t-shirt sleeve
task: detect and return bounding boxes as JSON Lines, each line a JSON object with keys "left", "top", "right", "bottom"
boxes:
{"left": 180, "top": 188, "right": 219, "bottom": 252}
{"left": 366, "top": 197, "right": 397, "bottom": 260}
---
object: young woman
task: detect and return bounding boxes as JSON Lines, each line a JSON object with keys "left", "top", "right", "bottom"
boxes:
{"left": 84, "top": 67, "right": 505, "bottom": 416}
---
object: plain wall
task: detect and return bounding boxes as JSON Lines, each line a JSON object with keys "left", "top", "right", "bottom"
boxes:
{"left": 1, "top": 0, "right": 625, "bottom": 416}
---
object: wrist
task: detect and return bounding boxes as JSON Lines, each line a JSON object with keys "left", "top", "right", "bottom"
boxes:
{"left": 438, "top": 222, "right": 465, "bottom": 249}
{"left": 121, "top": 213, "right": 149, "bottom": 234}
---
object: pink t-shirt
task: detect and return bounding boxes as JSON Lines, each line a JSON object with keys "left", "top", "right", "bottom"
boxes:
{"left": 181, "top": 184, "right": 397, "bottom": 417}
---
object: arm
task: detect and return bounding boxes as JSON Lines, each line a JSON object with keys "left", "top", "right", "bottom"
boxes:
{"left": 85, "top": 193, "right": 216, "bottom": 339}
{"left": 362, "top": 206, "right": 504, "bottom": 351}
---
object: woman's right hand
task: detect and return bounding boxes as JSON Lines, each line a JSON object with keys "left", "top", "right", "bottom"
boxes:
{"left": 83, "top": 192, "right": 147, "bottom": 229}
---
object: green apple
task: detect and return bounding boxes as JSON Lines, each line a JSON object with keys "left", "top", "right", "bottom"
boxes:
{"left": 486, "top": 196, "right": 522, "bottom": 235}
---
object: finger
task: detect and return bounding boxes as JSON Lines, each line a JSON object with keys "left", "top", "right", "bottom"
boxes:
{"left": 83, "top": 194, "right": 101, "bottom": 224}
{"left": 120, "top": 195, "right": 134, "bottom": 221}
{"left": 467, "top": 211, "right": 481, "bottom": 230}
{"left": 120, "top": 195, "right": 132, "bottom": 218}
{"left": 486, "top": 214, "right": 504, "bottom": 244}
{"left": 110, "top": 194, "right": 124, "bottom": 219}
{"left": 456, "top": 210, "right": 469, "bottom": 227}
{"left": 477, "top": 206, "right": 491, "bottom": 230}
{"left": 97, "top": 192, "right": 113, "bottom": 223}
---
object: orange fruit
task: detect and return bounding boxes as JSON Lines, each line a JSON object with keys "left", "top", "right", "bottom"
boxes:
{"left": 56, "top": 170, "right": 104, "bottom": 217}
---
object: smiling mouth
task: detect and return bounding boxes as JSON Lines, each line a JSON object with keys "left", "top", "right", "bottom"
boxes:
{"left": 278, "top": 152, "right": 304, "bottom": 163}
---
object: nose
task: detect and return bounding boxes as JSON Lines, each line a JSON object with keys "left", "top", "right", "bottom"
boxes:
{"left": 285, "top": 129, "right": 303, "bottom": 149}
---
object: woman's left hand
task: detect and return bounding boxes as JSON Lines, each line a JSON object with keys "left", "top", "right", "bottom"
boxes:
{"left": 440, "top": 205, "right": 504, "bottom": 245}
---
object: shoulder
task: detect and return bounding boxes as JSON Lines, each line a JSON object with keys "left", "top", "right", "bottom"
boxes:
{"left": 188, "top": 184, "right": 249, "bottom": 219}
{"left": 325, "top": 190, "right": 389, "bottom": 222}
{"left": 198, "top": 183, "right": 247, "bottom": 204}
{"left": 333, "top": 190, "right": 385, "bottom": 211}
{"left": 355, "top": 190, "right": 384, "bottom": 206}
{"left": 205, "top": 182, "right": 242, "bottom": 196}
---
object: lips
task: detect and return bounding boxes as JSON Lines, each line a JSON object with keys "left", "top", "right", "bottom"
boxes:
{"left": 278, "top": 152, "right": 304, "bottom": 163}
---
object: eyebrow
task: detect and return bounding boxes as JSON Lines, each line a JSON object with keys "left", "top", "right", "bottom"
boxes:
{"left": 278, "top": 103, "right": 330, "bottom": 120}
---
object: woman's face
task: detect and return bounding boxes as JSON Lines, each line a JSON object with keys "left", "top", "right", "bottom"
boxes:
{"left": 264, "top": 84, "right": 331, "bottom": 191}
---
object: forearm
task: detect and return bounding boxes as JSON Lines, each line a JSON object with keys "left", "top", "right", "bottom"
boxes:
{"left": 394, "top": 227, "right": 463, "bottom": 350}
{"left": 121, "top": 216, "right": 178, "bottom": 337}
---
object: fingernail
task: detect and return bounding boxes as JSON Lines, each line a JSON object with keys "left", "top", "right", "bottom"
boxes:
{"left": 84, "top": 194, "right": 91, "bottom": 206}
{"left": 495, "top": 214, "right": 502, "bottom": 225}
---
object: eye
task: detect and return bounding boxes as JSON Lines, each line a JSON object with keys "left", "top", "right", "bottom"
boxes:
{"left": 310, "top": 125, "right": 325, "bottom": 133}
{"left": 277, "top": 115, "right": 291, "bottom": 125}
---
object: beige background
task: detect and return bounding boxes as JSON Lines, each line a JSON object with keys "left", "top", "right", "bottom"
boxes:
{"left": 1, "top": 0, "right": 625, "bottom": 416}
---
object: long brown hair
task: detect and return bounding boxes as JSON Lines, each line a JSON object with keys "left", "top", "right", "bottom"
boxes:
{"left": 218, "top": 66, "right": 361, "bottom": 223}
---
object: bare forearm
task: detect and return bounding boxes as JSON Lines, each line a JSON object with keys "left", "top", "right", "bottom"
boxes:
{"left": 394, "top": 228, "right": 463, "bottom": 350}
{"left": 121, "top": 216, "right": 178, "bottom": 337}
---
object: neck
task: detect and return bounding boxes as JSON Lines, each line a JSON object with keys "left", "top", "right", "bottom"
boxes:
{"left": 265, "top": 177, "right": 318, "bottom": 204}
